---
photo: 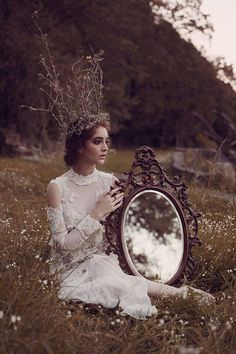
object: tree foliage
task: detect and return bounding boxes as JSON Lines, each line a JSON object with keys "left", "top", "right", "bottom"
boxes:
{"left": 1, "top": 0, "right": 236, "bottom": 149}
{"left": 150, "top": 0, "right": 214, "bottom": 37}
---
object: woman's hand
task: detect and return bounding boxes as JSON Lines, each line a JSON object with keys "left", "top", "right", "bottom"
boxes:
{"left": 90, "top": 187, "right": 124, "bottom": 221}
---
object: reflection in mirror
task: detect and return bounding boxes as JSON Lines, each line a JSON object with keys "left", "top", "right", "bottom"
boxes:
{"left": 123, "top": 191, "right": 184, "bottom": 283}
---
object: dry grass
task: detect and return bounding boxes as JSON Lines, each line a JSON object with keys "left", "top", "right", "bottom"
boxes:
{"left": 0, "top": 152, "right": 235, "bottom": 354}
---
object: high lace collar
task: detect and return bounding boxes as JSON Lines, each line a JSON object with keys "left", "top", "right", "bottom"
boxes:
{"left": 67, "top": 167, "right": 99, "bottom": 186}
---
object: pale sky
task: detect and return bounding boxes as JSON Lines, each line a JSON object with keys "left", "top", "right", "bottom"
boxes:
{"left": 190, "top": 0, "right": 236, "bottom": 67}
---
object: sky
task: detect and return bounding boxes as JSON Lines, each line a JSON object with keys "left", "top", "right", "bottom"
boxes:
{"left": 190, "top": 0, "right": 236, "bottom": 67}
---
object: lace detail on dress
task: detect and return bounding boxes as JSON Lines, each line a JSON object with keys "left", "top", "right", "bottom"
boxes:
{"left": 48, "top": 178, "right": 66, "bottom": 200}
{"left": 75, "top": 215, "right": 102, "bottom": 238}
{"left": 100, "top": 171, "right": 113, "bottom": 191}
{"left": 47, "top": 205, "right": 64, "bottom": 234}
{"left": 94, "top": 171, "right": 113, "bottom": 201}
{"left": 70, "top": 230, "right": 106, "bottom": 267}
{"left": 67, "top": 168, "right": 99, "bottom": 186}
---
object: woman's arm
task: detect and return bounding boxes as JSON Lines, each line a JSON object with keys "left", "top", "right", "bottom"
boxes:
{"left": 47, "top": 183, "right": 103, "bottom": 251}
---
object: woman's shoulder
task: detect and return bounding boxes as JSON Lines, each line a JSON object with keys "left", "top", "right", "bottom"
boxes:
{"left": 97, "top": 169, "right": 113, "bottom": 182}
{"left": 97, "top": 169, "right": 119, "bottom": 188}
{"left": 97, "top": 169, "right": 113, "bottom": 178}
{"left": 47, "top": 169, "right": 71, "bottom": 191}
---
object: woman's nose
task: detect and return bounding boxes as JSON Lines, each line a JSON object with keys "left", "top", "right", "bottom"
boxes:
{"left": 102, "top": 142, "right": 108, "bottom": 151}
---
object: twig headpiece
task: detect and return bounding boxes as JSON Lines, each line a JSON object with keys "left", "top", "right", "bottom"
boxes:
{"left": 20, "top": 16, "right": 109, "bottom": 136}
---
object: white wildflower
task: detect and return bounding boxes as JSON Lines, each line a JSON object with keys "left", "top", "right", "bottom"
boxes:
{"left": 11, "top": 315, "right": 17, "bottom": 323}
{"left": 178, "top": 345, "right": 201, "bottom": 354}
{"left": 209, "top": 325, "right": 217, "bottom": 332}
{"left": 10, "top": 315, "right": 21, "bottom": 323}
{"left": 66, "top": 311, "right": 72, "bottom": 318}
{"left": 225, "top": 321, "right": 232, "bottom": 330}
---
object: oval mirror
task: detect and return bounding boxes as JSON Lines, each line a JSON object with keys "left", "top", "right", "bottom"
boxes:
{"left": 105, "top": 146, "right": 200, "bottom": 285}
{"left": 121, "top": 190, "right": 188, "bottom": 284}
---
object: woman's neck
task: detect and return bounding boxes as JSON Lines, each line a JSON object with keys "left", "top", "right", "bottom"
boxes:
{"left": 72, "top": 162, "right": 96, "bottom": 176}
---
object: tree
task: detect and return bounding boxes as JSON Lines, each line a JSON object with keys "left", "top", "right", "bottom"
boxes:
{"left": 1, "top": 0, "right": 236, "bottom": 150}
{"left": 150, "top": 0, "right": 213, "bottom": 38}
{"left": 212, "top": 56, "right": 236, "bottom": 89}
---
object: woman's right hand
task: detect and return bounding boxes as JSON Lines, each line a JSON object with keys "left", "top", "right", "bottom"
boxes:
{"left": 90, "top": 187, "right": 124, "bottom": 221}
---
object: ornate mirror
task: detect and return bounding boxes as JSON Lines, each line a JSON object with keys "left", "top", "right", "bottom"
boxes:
{"left": 105, "top": 146, "right": 201, "bottom": 286}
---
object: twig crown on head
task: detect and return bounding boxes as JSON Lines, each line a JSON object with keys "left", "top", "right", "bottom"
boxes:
{"left": 20, "top": 12, "right": 109, "bottom": 137}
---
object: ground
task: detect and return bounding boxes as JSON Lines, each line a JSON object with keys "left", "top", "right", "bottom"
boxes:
{"left": 0, "top": 150, "right": 235, "bottom": 354}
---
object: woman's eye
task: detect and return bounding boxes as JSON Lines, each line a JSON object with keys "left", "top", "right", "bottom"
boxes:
{"left": 106, "top": 139, "right": 111, "bottom": 147}
{"left": 93, "top": 138, "right": 111, "bottom": 146}
{"left": 93, "top": 140, "right": 101, "bottom": 145}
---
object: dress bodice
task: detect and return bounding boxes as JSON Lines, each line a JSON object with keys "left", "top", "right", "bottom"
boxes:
{"left": 47, "top": 168, "right": 114, "bottom": 273}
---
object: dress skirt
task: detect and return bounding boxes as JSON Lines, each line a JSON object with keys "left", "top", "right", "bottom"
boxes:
{"left": 58, "top": 252, "right": 158, "bottom": 319}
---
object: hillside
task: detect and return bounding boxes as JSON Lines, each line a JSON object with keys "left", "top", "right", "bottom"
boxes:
{"left": 1, "top": 0, "right": 236, "bottom": 150}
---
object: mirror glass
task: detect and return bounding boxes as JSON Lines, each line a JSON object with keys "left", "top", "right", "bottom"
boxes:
{"left": 122, "top": 190, "right": 184, "bottom": 283}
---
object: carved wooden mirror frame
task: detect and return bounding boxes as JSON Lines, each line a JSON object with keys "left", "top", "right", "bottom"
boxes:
{"left": 105, "top": 146, "right": 201, "bottom": 286}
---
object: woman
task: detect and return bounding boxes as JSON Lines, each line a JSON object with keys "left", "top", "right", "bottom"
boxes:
{"left": 47, "top": 120, "right": 215, "bottom": 319}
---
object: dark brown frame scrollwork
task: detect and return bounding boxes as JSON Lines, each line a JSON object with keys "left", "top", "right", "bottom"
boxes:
{"left": 105, "top": 145, "right": 201, "bottom": 285}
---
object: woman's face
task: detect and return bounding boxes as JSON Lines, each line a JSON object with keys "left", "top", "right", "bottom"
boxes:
{"left": 79, "top": 125, "right": 111, "bottom": 165}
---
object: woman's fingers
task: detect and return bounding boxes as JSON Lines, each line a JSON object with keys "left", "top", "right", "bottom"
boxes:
{"left": 112, "top": 192, "right": 124, "bottom": 202}
{"left": 113, "top": 195, "right": 124, "bottom": 207}
{"left": 101, "top": 188, "right": 124, "bottom": 213}
{"left": 105, "top": 191, "right": 124, "bottom": 202}
{"left": 106, "top": 187, "right": 121, "bottom": 196}
{"left": 113, "top": 199, "right": 123, "bottom": 210}
{"left": 112, "top": 192, "right": 124, "bottom": 201}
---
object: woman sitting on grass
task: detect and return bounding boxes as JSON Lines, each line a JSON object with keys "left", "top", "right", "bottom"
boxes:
{"left": 47, "top": 119, "right": 215, "bottom": 319}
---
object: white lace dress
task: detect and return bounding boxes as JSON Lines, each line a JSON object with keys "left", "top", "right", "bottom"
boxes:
{"left": 47, "top": 168, "right": 157, "bottom": 319}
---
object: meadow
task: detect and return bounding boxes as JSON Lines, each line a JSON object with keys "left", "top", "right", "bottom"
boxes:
{"left": 0, "top": 149, "right": 235, "bottom": 354}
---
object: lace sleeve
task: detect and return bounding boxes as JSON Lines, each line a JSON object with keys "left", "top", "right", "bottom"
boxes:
{"left": 47, "top": 183, "right": 103, "bottom": 251}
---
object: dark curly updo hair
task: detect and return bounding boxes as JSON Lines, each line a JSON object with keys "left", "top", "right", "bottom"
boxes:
{"left": 64, "top": 120, "right": 110, "bottom": 167}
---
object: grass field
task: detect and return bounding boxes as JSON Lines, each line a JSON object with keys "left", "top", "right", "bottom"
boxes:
{"left": 0, "top": 151, "right": 235, "bottom": 354}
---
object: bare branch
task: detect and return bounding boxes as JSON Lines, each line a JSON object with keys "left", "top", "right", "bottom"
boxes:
{"left": 22, "top": 11, "right": 109, "bottom": 136}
